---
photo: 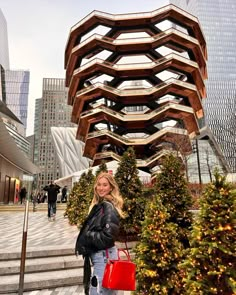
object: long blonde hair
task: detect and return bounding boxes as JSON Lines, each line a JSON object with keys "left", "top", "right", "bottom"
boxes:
{"left": 89, "top": 172, "right": 125, "bottom": 218}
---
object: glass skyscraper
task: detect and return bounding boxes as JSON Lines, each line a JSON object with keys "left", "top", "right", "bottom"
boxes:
{"left": 5, "top": 69, "right": 30, "bottom": 131}
{"left": 170, "top": 0, "right": 236, "bottom": 171}
{"left": 0, "top": 9, "right": 29, "bottom": 132}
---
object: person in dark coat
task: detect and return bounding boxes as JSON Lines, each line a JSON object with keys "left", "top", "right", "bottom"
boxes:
{"left": 19, "top": 186, "right": 27, "bottom": 204}
{"left": 43, "top": 182, "right": 60, "bottom": 221}
{"left": 75, "top": 172, "right": 125, "bottom": 295}
{"left": 61, "top": 186, "right": 67, "bottom": 203}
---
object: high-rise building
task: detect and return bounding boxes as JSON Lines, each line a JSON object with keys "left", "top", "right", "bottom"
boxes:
{"left": 5, "top": 69, "right": 30, "bottom": 132}
{"left": 0, "top": 9, "right": 10, "bottom": 103}
{"left": 170, "top": 0, "right": 236, "bottom": 171}
{"left": 0, "top": 9, "right": 9, "bottom": 71}
{"left": 0, "top": 10, "right": 30, "bottom": 133}
{"left": 33, "top": 97, "right": 43, "bottom": 167}
{"left": 34, "top": 78, "right": 77, "bottom": 189}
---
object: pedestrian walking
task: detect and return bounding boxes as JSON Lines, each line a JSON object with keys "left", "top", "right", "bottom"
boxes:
{"left": 75, "top": 172, "right": 125, "bottom": 295}
{"left": 19, "top": 186, "right": 27, "bottom": 204}
{"left": 33, "top": 193, "right": 37, "bottom": 212}
{"left": 43, "top": 182, "right": 60, "bottom": 221}
{"left": 61, "top": 186, "right": 68, "bottom": 202}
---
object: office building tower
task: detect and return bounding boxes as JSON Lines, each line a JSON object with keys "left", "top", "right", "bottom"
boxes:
{"left": 0, "top": 9, "right": 9, "bottom": 70}
{"left": 0, "top": 9, "right": 10, "bottom": 103}
{"left": 0, "top": 9, "right": 30, "bottom": 132}
{"left": 170, "top": 0, "right": 236, "bottom": 171}
{"left": 5, "top": 69, "right": 30, "bottom": 131}
{"left": 33, "top": 98, "right": 42, "bottom": 167}
{"left": 26, "top": 134, "right": 35, "bottom": 162}
{"left": 34, "top": 78, "right": 77, "bottom": 189}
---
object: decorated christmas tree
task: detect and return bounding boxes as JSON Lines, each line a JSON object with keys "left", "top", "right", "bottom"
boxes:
{"left": 65, "top": 170, "right": 95, "bottom": 226}
{"left": 155, "top": 154, "right": 193, "bottom": 249}
{"left": 182, "top": 170, "right": 236, "bottom": 294}
{"left": 114, "top": 147, "right": 145, "bottom": 238}
{"left": 134, "top": 197, "right": 184, "bottom": 294}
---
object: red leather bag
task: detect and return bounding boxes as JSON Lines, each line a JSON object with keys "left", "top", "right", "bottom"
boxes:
{"left": 102, "top": 248, "right": 136, "bottom": 291}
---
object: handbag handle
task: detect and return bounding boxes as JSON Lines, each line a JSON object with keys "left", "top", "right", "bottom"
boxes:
{"left": 117, "top": 248, "right": 131, "bottom": 260}
{"left": 105, "top": 241, "right": 131, "bottom": 260}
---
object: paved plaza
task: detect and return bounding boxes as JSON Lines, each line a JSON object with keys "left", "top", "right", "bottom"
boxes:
{"left": 0, "top": 206, "right": 78, "bottom": 252}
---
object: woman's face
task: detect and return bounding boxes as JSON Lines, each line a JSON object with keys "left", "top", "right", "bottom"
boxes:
{"left": 96, "top": 177, "right": 112, "bottom": 198}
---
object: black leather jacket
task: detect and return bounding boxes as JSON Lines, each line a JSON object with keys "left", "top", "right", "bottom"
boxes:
{"left": 75, "top": 201, "right": 120, "bottom": 256}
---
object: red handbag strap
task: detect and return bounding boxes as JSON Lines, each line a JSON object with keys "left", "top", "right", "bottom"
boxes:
{"left": 117, "top": 248, "right": 131, "bottom": 260}
{"left": 105, "top": 241, "right": 130, "bottom": 260}
{"left": 105, "top": 248, "right": 109, "bottom": 258}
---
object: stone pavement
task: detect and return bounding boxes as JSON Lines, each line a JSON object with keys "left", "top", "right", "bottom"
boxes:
{"left": 0, "top": 205, "right": 131, "bottom": 294}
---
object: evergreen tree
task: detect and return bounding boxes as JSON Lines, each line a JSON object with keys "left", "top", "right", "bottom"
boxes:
{"left": 114, "top": 147, "right": 145, "bottom": 238}
{"left": 182, "top": 170, "right": 236, "bottom": 295}
{"left": 155, "top": 154, "right": 193, "bottom": 249}
{"left": 65, "top": 170, "right": 95, "bottom": 226}
{"left": 134, "top": 197, "right": 183, "bottom": 294}
{"left": 95, "top": 161, "right": 108, "bottom": 176}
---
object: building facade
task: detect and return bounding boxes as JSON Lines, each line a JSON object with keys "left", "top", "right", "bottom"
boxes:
{"left": 34, "top": 78, "right": 76, "bottom": 189}
{"left": 0, "top": 8, "right": 39, "bottom": 203}
{"left": 5, "top": 69, "right": 30, "bottom": 132}
{"left": 170, "top": 0, "right": 236, "bottom": 171}
{"left": 0, "top": 9, "right": 10, "bottom": 103}
{"left": 0, "top": 100, "right": 39, "bottom": 204}
{"left": 51, "top": 127, "right": 90, "bottom": 178}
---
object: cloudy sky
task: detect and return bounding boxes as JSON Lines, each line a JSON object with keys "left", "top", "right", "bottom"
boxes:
{"left": 1, "top": 0, "right": 169, "bottom": 135}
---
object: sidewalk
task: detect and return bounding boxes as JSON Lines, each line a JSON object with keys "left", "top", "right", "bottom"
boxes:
{"left": 0, "top": 207, "right": 78, "bottom": 252}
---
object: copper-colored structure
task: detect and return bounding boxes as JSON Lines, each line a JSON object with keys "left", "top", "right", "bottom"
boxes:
{"left": 65, "top": 4, "right": 207, "bottom": 172}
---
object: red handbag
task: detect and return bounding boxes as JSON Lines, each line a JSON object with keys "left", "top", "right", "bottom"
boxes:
{"left": 102, "top": 247, "right": 136, "bottom": 291}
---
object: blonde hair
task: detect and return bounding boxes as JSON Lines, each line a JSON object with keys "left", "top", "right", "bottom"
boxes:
{"left": 89, "top": 172, "right": 125, "bottom": 218}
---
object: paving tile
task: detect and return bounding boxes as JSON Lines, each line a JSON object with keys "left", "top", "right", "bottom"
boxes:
{"left": 0, "top": 210, "right": 78, "bottom": 251}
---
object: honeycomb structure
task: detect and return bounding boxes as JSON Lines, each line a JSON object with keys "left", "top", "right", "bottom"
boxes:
{"left": 65, "top": 4, "right": 208, "bottom": 173}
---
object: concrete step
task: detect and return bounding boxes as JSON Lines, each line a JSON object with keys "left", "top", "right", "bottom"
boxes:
{"left": 0, "top": 255, "right": 83, "bottom": 275}
{"left": 0, "top": 268, "right": 83, "bottom": 294}
{"left": 0, "top": 246, "right": 83, "bottom": 294}
{"left": 0, "top": 245, "right": 75, "bottom": 260}
{"left": 0, "top": 203, "right": 67, "bottom": 212}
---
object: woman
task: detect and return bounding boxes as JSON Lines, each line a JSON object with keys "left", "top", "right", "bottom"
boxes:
{"left": 75, "top": 172, "right": 125, "bottom": 295}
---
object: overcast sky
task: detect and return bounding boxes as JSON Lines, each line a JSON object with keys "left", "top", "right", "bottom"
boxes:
{"left": 1, "top": 0, "right": 169, "bottom": 136}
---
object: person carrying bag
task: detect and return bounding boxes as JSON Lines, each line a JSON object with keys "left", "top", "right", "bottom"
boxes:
{"left": 75, "top": 172, "right": 126, "bottom": 295}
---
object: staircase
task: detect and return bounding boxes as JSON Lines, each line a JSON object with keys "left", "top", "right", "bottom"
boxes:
{"left": 0, "top": 246, "right": 83, "bottom": 294}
